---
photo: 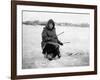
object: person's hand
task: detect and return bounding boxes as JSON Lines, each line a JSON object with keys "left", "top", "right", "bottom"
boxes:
{"left": 60, "top": 42, "right": 63, "bottom": 46}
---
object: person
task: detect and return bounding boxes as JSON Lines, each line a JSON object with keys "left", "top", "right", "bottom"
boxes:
{"left": 41, "top": 19, "right": 63, "bottom": 60}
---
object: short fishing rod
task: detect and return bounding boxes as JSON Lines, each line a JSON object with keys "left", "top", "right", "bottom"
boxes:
{"left": 63, "top": 42, "right": 71, "bottom": 44}
{"left": 57, "top": 31, "right": 64, "bottom": 36}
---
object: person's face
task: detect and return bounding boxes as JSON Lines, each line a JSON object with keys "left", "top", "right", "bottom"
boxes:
{"left": 49, "top": 23, "right": 53, "bottom": 29}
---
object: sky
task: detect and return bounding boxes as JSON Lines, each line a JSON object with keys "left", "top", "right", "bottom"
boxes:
{"left": 23, "top": 10, "right": 90, "bottom": 24}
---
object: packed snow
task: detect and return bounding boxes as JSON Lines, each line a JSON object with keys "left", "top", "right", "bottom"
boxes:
{"left": 22, "top": 25, "right": 89, "bottom": 69}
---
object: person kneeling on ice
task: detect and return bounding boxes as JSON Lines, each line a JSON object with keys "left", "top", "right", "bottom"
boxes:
{"left": 41, "top": 19, "right": 63, "bottom": 60}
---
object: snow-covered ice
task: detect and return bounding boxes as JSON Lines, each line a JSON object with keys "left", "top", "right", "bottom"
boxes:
{"left": 22, "top": 25, "right": 89, "bottom": 69}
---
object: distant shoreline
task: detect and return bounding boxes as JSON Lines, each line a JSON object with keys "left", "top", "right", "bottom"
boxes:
{"left": 22, "top": 20, "right": 89, "bottom": 28}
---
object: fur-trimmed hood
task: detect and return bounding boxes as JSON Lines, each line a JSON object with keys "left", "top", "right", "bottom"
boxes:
{"left": 45, "top": 19, "right": 55, "bottom": 30}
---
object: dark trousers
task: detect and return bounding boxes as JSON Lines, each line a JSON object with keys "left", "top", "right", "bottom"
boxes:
{"left": 42, "top": 43, "right": 60, "bottom": 58}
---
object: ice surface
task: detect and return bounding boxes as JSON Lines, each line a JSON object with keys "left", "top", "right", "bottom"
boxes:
{"left": 22, "top": 25, "right": 89, "bottom": 69}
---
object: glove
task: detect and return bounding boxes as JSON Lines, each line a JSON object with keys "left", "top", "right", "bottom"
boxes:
{"left": 60, "top": 42, "right": 63, "bottom": 46}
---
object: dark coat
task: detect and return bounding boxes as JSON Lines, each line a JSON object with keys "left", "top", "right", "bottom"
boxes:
{"left": 41, "top": 19, "right": 62, "bottom": 49}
